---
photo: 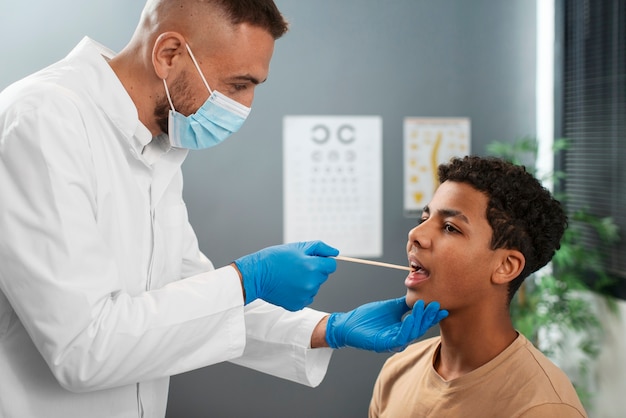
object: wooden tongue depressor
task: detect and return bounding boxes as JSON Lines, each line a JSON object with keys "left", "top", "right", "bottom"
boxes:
{"left": 334, "top": 255, "right": 412, "bottom": 271}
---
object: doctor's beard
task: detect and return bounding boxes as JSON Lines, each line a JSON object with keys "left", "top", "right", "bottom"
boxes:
{"left": 154, "top": 71, "right": 194, "bottom": 135}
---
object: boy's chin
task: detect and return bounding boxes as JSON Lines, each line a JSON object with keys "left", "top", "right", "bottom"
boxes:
{"left": 406, "top": 291, "right": 437, "bottom": 309}
{"left": 405, "top": 293, "right": 419, "bottom": 309}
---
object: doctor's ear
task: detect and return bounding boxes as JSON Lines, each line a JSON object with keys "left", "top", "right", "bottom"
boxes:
{"left": 492, "top": 250, "right": 525, "bottom": 285}
{"left": 152, "top": 32, "right": 187, "bottom": 80}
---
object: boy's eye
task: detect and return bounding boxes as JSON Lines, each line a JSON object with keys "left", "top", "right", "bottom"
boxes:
{"left": 444, "top": 224, "right": 459, "bottom": 233}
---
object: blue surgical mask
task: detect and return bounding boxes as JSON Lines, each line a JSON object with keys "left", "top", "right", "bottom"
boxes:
{"left": 163, "top": 43, "right": 251, "bottom": 149}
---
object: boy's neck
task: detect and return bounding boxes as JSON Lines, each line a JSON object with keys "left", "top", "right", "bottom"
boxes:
{"left": 434, "top": 316, "right": 518, "bottom": 381}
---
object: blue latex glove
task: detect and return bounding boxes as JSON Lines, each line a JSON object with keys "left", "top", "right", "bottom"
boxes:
{"left": 325, "top": 297, "right": 448, "bottom": 352}
{"left": 234, "top": 241, "right": 339, "bottom": 311}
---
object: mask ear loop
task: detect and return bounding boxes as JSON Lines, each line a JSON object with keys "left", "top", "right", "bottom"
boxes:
{"left": 185, "top": 43, "right": 213, "bottom": 95}
{"left": 163, "top": 79, "right": 176, "bottom": 112}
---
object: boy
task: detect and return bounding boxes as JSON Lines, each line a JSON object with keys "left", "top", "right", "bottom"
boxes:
{"left": 369, "top": 156, "right": 587, "bottom": 417}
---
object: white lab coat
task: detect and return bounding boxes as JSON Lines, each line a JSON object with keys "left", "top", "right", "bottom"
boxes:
{"left": 0, "top": 37, "right": 332, "bottom": 418}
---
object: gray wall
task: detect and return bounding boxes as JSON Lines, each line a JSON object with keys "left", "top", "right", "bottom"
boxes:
{"left": 1, "top": 1, "right": 537, "bottom": 417}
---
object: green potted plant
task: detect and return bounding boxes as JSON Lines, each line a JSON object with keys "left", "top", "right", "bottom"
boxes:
{"left": 487, "top": 137, "right": 620, "bottom": 409}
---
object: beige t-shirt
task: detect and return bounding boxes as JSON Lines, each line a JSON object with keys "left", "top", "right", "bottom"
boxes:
{"left": 369, "top": 334, "right": 587, "bottom": 418}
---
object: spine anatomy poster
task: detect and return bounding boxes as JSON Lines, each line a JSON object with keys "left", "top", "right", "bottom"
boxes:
{"left": 403, "top": 117, "right": 470, "bottom": 217}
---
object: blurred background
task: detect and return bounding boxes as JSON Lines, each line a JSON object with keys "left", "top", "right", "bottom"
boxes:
{"left": 2, "top": 1, "right": 624, "bottom": 417}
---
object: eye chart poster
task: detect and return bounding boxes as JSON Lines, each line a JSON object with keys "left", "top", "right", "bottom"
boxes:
{"left": 404, "top": 117, "right": 470, "bottom": 217}
{"left": 283, "top": 115, "right": 382, "bottom": 257}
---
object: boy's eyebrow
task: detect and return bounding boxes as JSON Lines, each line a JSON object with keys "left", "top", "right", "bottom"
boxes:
{"left": 422, "top": 205, "right": 470, "bottom": 224}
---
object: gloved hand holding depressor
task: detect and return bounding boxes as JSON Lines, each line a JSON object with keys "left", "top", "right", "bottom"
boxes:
{"left": 325, "top": 297, "right": 448, "bottom": 353}
{"left": 234, "top": 241, "right": 339, "bottom": 312}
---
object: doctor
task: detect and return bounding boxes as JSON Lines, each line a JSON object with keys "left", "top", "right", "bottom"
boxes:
{"left": 0, "top": 0, "right": 447, "bottom": 417}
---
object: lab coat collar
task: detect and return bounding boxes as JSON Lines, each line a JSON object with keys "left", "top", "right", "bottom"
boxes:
{"left": 66, "top": 37, "right": 155, "bottom": 156}
{"left": 65, "top": 38, "right": 188, "bottom": 204}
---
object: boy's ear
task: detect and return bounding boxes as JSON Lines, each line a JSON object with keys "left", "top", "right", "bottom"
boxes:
{"left": 492, "top": 250, "right": 525, "bottom": 285}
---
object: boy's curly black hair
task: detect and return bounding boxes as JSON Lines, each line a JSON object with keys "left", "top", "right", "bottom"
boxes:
{"left": 438, "top": 155, "right": 568, "bottom": 302}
